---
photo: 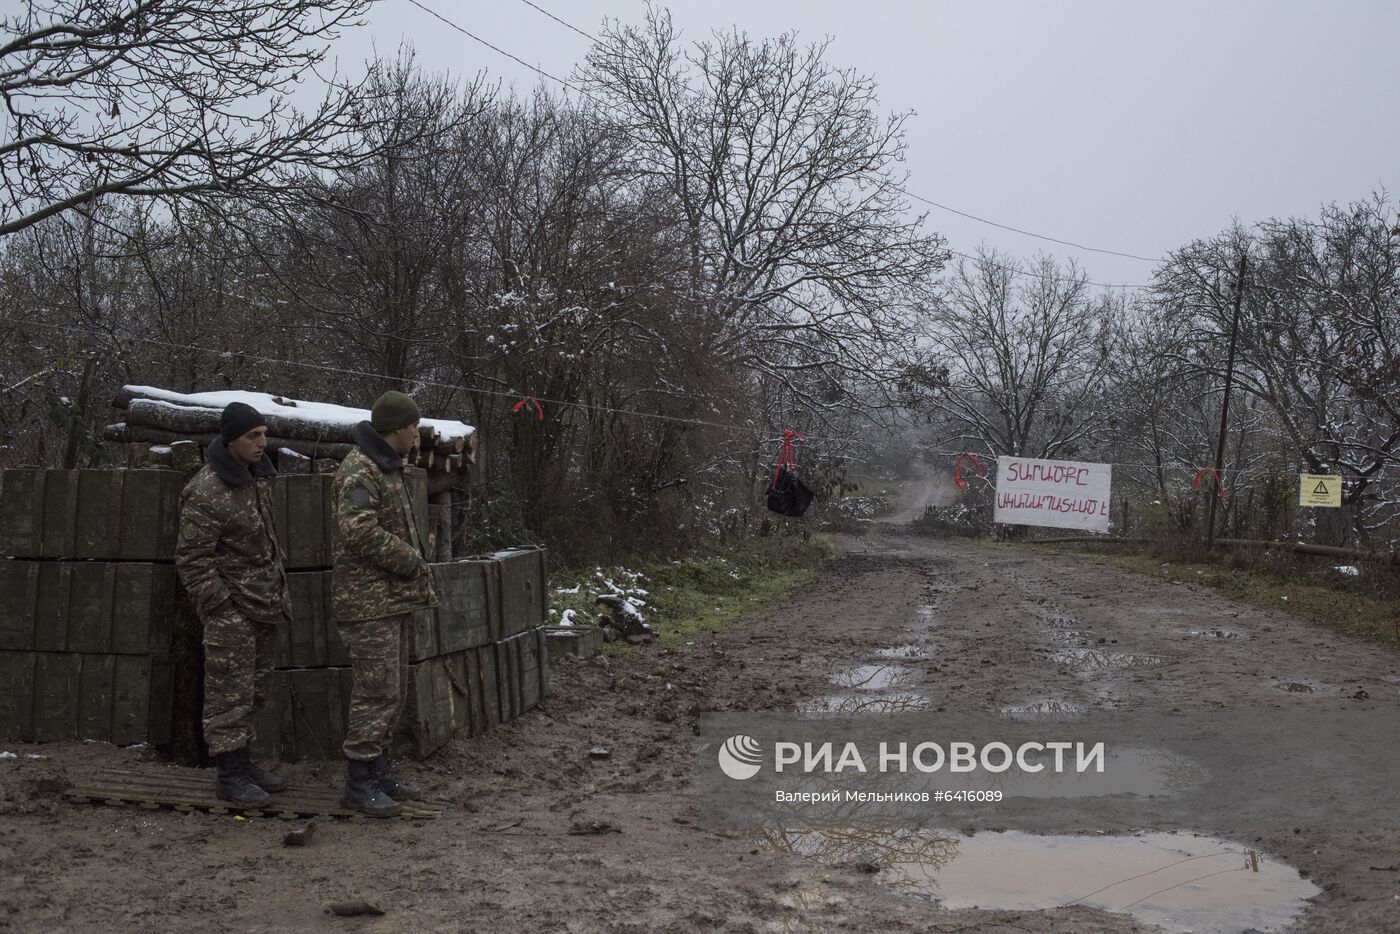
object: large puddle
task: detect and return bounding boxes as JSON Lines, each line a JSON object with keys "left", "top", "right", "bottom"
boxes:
{"left": 798, "top": 692, "right": 931, "bottom": 714}
{"left": 829, "top": 663, "right": 914, "bottom": 691}
{"left": 760, "top": 828, "right": 1319, "bottom": 932}
{"left": 800, "top": 660, "right": 930, "bottom": 714}
{"left": 799, "top": 607, "right": 938, "bottom": 714}
{"left": 1050, "top": 648, "right": 1168, "bottom": 671}
{"left": 999, "top": 697, "right": 1085, "bottom": 720}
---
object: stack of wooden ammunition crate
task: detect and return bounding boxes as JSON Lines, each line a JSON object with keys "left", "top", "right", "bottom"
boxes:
{"left": 0, "top": 467, "right": 549, "bottom": 761}
{"left": 0, "top": 469, "right": 183, "bottom": 746}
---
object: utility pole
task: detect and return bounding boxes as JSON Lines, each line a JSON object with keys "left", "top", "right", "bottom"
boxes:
{"left": 1205, "top": 254, "right": 1248, "bottom": 549}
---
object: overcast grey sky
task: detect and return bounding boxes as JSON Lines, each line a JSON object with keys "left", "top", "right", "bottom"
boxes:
{"left": 333, "top": 0, "right": 1399, "bottom": 288}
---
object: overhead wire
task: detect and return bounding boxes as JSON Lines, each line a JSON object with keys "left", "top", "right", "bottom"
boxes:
{"left": 14, "top": 318, "right": 857, "bottom": 444}
{"left": 16, "top": 320, "right": 1381, "bottom": 481}
{"left": 514, "top": 0, "right": 598, "bottom": 41}
{"left": 502, "top": 0, "right": 1166, "bottom": 275}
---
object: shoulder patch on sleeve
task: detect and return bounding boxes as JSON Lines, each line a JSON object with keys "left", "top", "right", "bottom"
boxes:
{"left": 347, "top": 486, "right": 373, "bottom": 508}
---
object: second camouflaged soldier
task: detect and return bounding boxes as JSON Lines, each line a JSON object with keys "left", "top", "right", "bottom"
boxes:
{"left": 175, "top": 402, "right": 290, "bottom": 807}
{"left": 331, "top": 390, "right": 438, "bottom": 816}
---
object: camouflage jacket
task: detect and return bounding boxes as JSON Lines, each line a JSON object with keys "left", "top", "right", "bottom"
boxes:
{"left": 176, "top": 441, "right": 290, "bottom": 624}
{"left": 330, "top": 421, "right": 438, "bottom": 621}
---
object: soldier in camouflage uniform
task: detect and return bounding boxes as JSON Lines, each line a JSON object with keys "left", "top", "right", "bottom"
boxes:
{"left": 332, "top": 390, "right": 438, "bottom": 816}
{"left": 176, "top": 402, "right": 290, "bottom": 808}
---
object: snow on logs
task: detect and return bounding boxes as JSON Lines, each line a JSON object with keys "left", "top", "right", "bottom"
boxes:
{"left": 104, "top": 385, "right": 477, "bottom": 476}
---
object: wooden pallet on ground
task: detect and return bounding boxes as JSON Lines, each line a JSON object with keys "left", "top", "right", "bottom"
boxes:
{"left": 65, "top": 768, "right": 444, "bottom": 819}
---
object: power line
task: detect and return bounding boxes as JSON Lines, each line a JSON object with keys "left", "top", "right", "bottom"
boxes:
{"left": 909, "top": 193, "right": 1164, "bottom": 264}
{"left": 945, "top": 248, "right": 1150, "bottom": 291}
{"left": 403, "top": 0, "right": 584, "bottom": 94}
{"left": 497, "top": 0, "right": 1166, "bottom": 272}
{"left": 418, "top": 0, "right": 1146, "bottom": 292}
{"left": 514, "top": 0, "right": 597, "bottom": 41}
{"left": 16, "top": 318, "right": 856, "bottom": 444}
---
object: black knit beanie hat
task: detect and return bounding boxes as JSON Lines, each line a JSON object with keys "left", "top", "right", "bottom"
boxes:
{"left": 219, "top": 402, "right": 267, "bottom": 444}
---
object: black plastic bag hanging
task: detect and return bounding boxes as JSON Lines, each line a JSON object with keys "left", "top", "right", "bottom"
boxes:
{"left": 766, "top": 429, "right": 814, "bottom": 518}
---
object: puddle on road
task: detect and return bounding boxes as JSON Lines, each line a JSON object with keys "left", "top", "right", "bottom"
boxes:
{"left": 760, "top": 828, "right": 1318, "bottom": 933}
{"left": 873, "top": 644, "right": 930, "bottom": 660}
{"left": 1185, "top": 628, "right": 1245, "bottom": 640}
{"left": 829, "top": 663, "right": 914, "bottom": 691}
{"left": 1050, "top": 648, "right": 1168, "bottom": 671}
{"left": 798, "top": 692, "right": 931, "bottom": 714}
{"left": 799, "top": 662, "right": 931, "bottom": 714}
{"left": 800, "top": 648, "right": 935, "bottom": 715}
{"left": 999, "top": 698, "right": 1085, "bottom": 720}
{"left": 1271, "top": 678, "right": 1332, "bottom": 695}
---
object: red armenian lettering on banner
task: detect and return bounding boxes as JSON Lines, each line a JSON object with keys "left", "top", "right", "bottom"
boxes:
{"left": 993, "top": 456, "right": 1113, "bottom": 533}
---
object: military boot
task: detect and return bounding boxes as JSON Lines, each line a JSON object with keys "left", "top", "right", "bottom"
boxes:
{"left": 214, "top": 751, "right": 270, "bottom": 808}
{"left": 372, "top": 752, "right": 423, "bottom": 801}
{"left": 238, "top": 748, "right": 287, "bottom": 794}
{"left": 342, "top": 758, "right": 401, "bottom": 818}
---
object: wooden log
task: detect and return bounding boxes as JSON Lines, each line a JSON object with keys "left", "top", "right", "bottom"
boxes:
{"left": 429, "top": 492, "right": 452, "bottom": 562}
{"left": 278, "top": 448, "right": 312, "bottom": 474}
{"left": 125, "top": 443, "right": 153, "bottom": 469}
{"left": 313, "top": 458, "right": 338, "bottom": 474}
{"left": 116, "top": 388, "right": 475, "bottom": 462}
{"left": 169, "top": 439, "right": 203, "bottom": 475}
{"left": 104, "top": 423, "right": 354, "bottom": 461}
{"left": 112, "top": 386, "right": 217, "bottom": 411}
{"left": 426, "top": 468, "right": 460, "bottom": 497}
{"left": 127, "top": 399, "right": 356, "bottom": 446}
{"left": 434, "top": 434, "right": 465, "bottom": 457}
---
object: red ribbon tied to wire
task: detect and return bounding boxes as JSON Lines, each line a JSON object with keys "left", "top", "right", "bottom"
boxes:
{"left": 770, "top": 429, "right": 802, "bottom": 490}
{"left": 953, "top": 452, "right": 986, "bottom": 489}
{"left": 1192, "top": 467, "right": 1226, "bottom": 498}
{"left": 512, "top": 396, "right": 544, "bottom": 421}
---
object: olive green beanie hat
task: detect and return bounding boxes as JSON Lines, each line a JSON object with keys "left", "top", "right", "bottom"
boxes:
{"left": 370, "top": 390, "right": 421, "bottom": 433}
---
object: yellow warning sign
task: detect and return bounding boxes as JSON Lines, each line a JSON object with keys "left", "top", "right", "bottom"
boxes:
{"left": 1299, "top": 474, "right": 1342, "bottom": 508}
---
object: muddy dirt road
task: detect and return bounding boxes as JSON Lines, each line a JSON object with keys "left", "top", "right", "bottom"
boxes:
{"left": 2, "top": 522, "right": 1398, "bottom": 933}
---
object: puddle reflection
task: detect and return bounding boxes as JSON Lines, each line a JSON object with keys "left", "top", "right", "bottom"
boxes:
{"left": 759, "top": 827, "right": 1318, "bottom": 933}
{"left": 1050, "top": 648, "right": 1168, "bottom": 671}
{"left": 998, "top": 698, "right": 1085, "bottom": 720}
{"left": 1186, "top": 628, "right": 1245, "bottom": 640}
{"left": 798, "top": 692, "right": 931, "bottom": 714}
{"left": 829, "top": 663, "right": 914, "bottom": 691}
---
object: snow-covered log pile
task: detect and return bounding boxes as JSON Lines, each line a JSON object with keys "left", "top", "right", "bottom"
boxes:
{"left": 103, "top": 385, "right": 477, "bottom": 481}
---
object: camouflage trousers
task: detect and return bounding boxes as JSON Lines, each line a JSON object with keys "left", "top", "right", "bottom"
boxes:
{"left": 202, "top": 607, "right": 279, "bottom": 756}
{"left": 335, "top": 613, "right": 411, "bottom": 761}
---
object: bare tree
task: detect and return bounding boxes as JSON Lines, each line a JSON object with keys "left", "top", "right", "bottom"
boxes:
{"left": 913, "top": 250, "right": 1118, "bottom": 460}
{"left": 581, "top": 7, "right": 945, "bottom": 418}
{"left": 0, "top": 0, "right": 375, "bottom": 236}
{"left": 262, "top": 51, "right": 491, "bottom": 387}
{"left": 1155, "top": 195, "right": 1400, "bottom": 544}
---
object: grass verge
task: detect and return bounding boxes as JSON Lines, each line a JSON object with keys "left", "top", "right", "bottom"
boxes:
{"left": 1025, "top": 541, "right": 1400, "bottom": 647}
{"left": 548, "top": 535, "right": 838, "bottom": 648}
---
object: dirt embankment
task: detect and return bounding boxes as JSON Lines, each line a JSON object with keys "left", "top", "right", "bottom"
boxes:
{"left": 1, "top": 524, "right": 1397, "bottom": 932}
